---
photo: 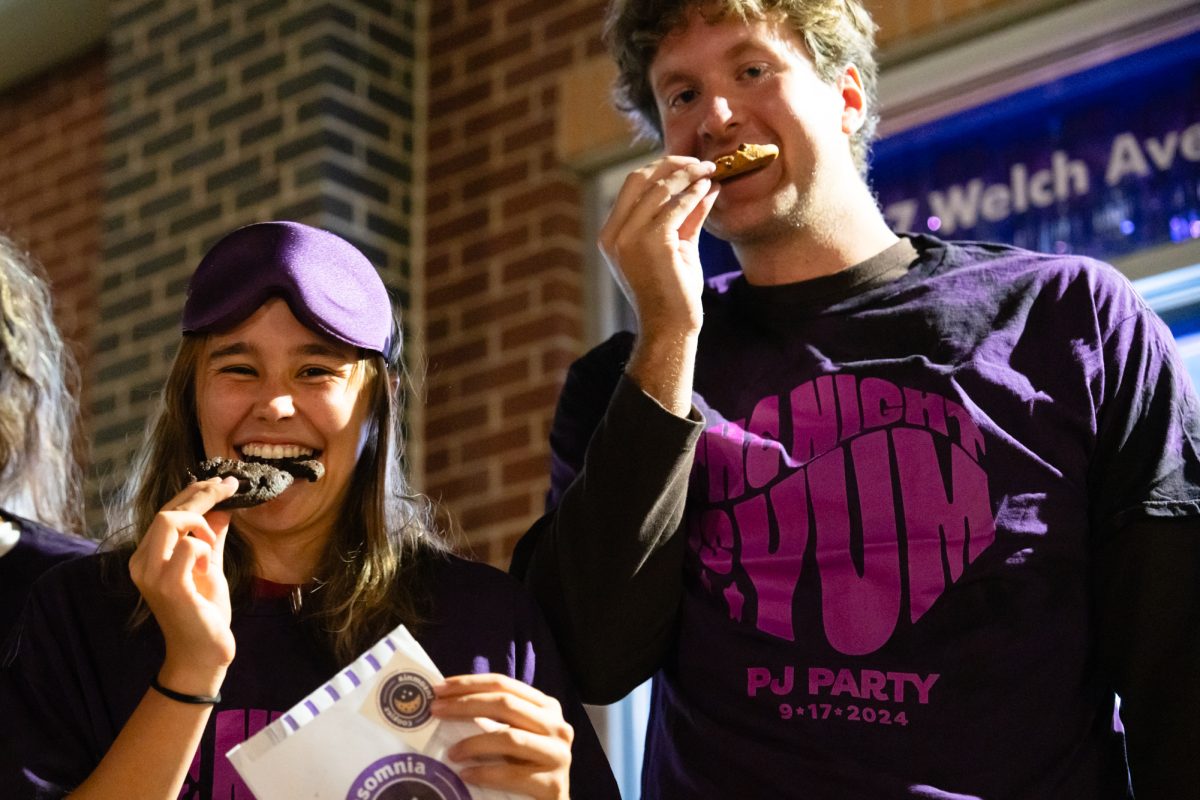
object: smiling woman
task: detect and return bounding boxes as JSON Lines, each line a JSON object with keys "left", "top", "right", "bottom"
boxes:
{"left": 0, "top": 221, "right": 618, "bottom": 800}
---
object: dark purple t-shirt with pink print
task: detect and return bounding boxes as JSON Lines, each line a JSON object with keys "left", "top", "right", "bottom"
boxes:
{"left": 0, "top": 550, "right": 617, "bottom": 799}
{"left": 517, "top": 234, "right": 1200, "bottom": 799}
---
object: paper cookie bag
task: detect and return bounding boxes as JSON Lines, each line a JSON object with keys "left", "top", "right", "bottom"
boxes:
{"left": 227, "top": 624, "right": 523, "bottom": 800}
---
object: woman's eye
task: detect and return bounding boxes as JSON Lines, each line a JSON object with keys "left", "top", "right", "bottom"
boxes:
{"left": 742, "top": 64, "right": 767, "bottom": 79}
{"left": 299, "top": 366, "right": 337, "bottom": 378}
{"left": 218, "top": 365, "right": 255, "bottom": 376}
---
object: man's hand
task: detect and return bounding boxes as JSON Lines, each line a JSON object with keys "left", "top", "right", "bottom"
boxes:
{"left": 598, "top": 156, "right": 718, "bottom": 415}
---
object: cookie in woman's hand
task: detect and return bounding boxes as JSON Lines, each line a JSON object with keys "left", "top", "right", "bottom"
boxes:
{"left": 190, "top": 457, "right": 295, "bottom": 509}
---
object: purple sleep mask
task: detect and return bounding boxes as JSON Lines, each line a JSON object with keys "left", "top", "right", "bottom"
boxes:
{"left": 181, "top": 221, "right": 392, "bottom": 354}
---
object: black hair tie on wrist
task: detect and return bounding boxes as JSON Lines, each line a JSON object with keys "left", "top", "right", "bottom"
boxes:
{"left": 150, "top": 676, "right": 222, "bottom": 705}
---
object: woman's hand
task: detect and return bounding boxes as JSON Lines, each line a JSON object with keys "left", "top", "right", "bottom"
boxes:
{"left": 432, "top": 673, "right": 574, "bottom": 800}
{"left": 128, "top": 476, "right": 239, "bottom": 697}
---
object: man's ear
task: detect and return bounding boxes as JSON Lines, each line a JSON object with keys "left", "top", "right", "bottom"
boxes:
{"left": 839, "top": 64, "right": 866, "bottom": 135}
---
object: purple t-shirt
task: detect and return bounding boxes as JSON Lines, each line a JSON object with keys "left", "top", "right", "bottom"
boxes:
{"left": 524, "top": 235, "right": 1200, "bottom": 798}
{"left": 660, "top": 237, "right": 1199, "bottom": 797}
{"left": 1, "top": 550, "right": 618, "bottom": 799}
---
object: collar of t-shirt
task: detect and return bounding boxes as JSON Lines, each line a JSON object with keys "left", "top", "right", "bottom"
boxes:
{"left": 728, "top": 236, "right": 920, "bottom": 322}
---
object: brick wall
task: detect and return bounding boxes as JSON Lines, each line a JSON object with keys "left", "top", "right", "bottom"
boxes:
{"left": 0, "top": 48, "right": 106, "bottom": 387}
{"left": 91, "top": 0, "right": 419, "bottom": 528}
{"left": 422, "top": 0, "right": 606, "bottom": 563}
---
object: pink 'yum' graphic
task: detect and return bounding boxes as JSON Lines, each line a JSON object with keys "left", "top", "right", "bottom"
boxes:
{"left": 692, "top": 374, "right": 996, "bottom": 655}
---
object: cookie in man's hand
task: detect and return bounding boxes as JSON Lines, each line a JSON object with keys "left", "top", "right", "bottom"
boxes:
{"left": 713, "top": 143, "right": 780, "bottom": 181}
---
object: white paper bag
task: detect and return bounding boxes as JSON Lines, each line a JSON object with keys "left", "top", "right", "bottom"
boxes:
{"left": 226, "top": 624, "right": 524, "bottom": 800}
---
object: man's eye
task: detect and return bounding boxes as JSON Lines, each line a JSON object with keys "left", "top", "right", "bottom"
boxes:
{"left": 670, "top": 88, "right": 698, "bottom": 108}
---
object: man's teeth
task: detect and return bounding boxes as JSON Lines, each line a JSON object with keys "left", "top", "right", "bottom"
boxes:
{"left": 241, "top": 443, "right": 314, "bottom": 460}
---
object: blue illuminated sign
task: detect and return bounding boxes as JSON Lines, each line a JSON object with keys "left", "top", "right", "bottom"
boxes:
{"left": 871, "top": 30, "right": 1200, "bottom": 260}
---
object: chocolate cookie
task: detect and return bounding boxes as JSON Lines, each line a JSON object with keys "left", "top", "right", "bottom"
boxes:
{"left": 191, "top": 457, "right": 295, "bottom": 509}
{"left": 248, "top": 456, "right": 325, "bottom": 483}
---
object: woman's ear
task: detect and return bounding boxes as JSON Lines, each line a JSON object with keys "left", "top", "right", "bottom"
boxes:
{"left": 839, "top": 64, "right": 866, "bottom": 135}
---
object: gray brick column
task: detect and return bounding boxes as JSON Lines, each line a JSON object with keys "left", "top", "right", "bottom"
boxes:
{"left": 92, "top": 0, "right": 420, "bottom": 529}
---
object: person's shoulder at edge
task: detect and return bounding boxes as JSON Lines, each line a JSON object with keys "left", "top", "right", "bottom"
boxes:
{"left": 2, "top": 511, "right": 97, "bottom": 560}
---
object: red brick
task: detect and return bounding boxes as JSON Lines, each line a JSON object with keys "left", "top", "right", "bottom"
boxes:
{"left": 501, "top": 246, "right": 578, "bottom": 283}
{"left": 501, "top": 180, "right": 580, "bottom": 218}
{"left": 465, "top": 96, "right": 532, "bottom": 138}
{"left": 459, "top": 494, "right": 532, "bottom": 531}
{"left": 462, "top": 290, "right": 531, "bottom": 330}
{"left": 430, "top": 79, "right": 493, "bottom": 118}
{"left": 430, "top": 337, "right": 489, "bottom": 370}
{"left": 505, "top": 47, "right": 572, "bottom": 90}
{"left": 466, "top": 31, "right": 535, "bottom": 73}
{"left": 426, "top": 252, "right": 453, "bottom": 279}
{"left": 469, "top": 423, "right": 532, "bottom": 458}
{"left": 462, "top": 225, "right": 530, "bottom": 263}
{"left": 501, "top": 313, "right": 577, "bottom": 349}
{"left": 540, "top": 213, "right": 580, "bottom": 239}
{"left": 426, "top": 382, "right": 454, "bottom": 406}
{"left": 428, "top": 469, "right": 491, "bottom": 500}
{"left": 502, "top": 119, "right": 555, "bottom": 154}
{"left": 503, "top": 382, "right": 564, "bottom": 417}
{"left": 545, "top": 2, "right": 606, "bottom": 39}
{"left": 0, "top": 47, "right": 104, "bottom": 421}
{"left": 502, "top": 452, "right": 551, "bottom": 485}
{"left": 426, "top": 447, "right": 452, "bottom": 474}
{"left": 506, "top": 0, "right": 564, "bottom": 26}
{"left": 428, "top": 272, "right": 490, "bottom": 307}
{"left": 425, "top": 404, "right": 489, "bottom": 441}
{"left": 429, "top": 144, "right": 491, "bottom": 181}
{"left": 428, "top": 208, "right": 490, "bottom": 244}
{"left": 461, "top": 359, "right": 531, "bottom": 394}
{"left": 463, "top": 161, "right": 531, "bottom": 197}
{"left": 540, "top": 277, "right": 581, "bottom": 306}
{"left": 430, "top": 18, "right": 493, "bottom": 55}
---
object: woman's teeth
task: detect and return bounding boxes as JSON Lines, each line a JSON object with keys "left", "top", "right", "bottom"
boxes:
{"left": 241, "top": 443, "right": 314, "bottom": 460}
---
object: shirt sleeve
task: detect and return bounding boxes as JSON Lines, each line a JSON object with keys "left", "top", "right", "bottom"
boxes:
{"left": 1093, "top": 515, "right": 1200, "bottom": 799}
{"left": 512, "top": 335, "right": 704, "bottom": 703}
{"left": 1088, "top": 284, "right": 1200, "bottom": 796}
{"left": 1090, "top": 303, "right": 1200, "bottom": 531}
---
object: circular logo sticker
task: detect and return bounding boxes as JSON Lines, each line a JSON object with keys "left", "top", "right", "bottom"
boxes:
{"left": 378, "top": 671, "right": 435, "bottom": 730}
{"left": 346, "top": 753, "right": 470, "bottom": 800}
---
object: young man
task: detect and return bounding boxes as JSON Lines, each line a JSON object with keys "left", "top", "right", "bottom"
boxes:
{"left": 512, "top": 1, "right": 1200, "bottom": 797}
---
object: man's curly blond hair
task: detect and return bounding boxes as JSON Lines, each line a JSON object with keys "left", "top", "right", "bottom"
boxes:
{"left": 604, "top": 0, "right": 880, "bottom": 177}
